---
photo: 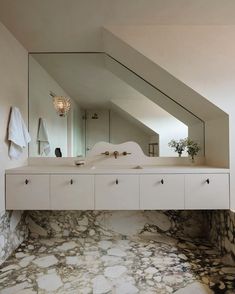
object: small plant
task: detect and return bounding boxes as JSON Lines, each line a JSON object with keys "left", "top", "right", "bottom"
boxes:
{"left": 168, "top": 138, "right": 201, "bottom": 161}
{"left": 168, "top": 138, "right": 187, "bottom": 157}
{"left": 186, "top": 139, "right": 200, "bottom": 162}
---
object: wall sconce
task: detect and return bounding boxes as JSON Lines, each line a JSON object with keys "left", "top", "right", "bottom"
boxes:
{"left": 50, "top": 91, "right": 71, "bottom": 117}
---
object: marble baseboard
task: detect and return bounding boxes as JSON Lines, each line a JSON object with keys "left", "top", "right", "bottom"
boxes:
{"left": 208, "top": 210, "right": 235, "bottom": 264}
{"left": 0, "top": 211, "right": 28, "bottom": 265}
{"left": 26, "top": 210, "right": 208, "bottom": 240}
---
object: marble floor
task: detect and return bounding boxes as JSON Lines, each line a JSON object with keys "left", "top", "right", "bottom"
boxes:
{"left": 0, "top": 233, "right": 235, "bottom": 294}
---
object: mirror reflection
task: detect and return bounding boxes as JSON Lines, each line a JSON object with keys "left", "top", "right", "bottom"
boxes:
{"left": 29, "top": 53, "right": 204, "bottom": 158}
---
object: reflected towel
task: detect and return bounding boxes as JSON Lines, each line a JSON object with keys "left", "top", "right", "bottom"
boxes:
{"left": 37, "top": 118, "right": 50, "bottom": 156}
{"left": 8, "top": 107, "right": 31, "bottom": 159}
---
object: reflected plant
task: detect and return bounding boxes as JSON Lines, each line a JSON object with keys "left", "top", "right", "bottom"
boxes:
{"left": 168, "top": 138, "right": 187, "bottom": 157}
{"left": 168, "top": 138, "right": 201, "bottom": 161}
{"left": 186, "top": 139, "right": 200, "bottom": 162}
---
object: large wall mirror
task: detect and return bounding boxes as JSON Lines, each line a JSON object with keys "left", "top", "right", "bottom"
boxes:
{"left": 29, "top": 53, "right": 205, "bottom": 158}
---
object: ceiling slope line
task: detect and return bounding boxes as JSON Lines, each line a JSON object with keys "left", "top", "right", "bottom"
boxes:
{"left": 30, "top": 51, "right": 204, "bottom": 123}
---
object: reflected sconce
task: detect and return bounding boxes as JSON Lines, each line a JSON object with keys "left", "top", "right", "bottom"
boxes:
{"left": 50, "top": 91, "right": 71, "bottom": 117}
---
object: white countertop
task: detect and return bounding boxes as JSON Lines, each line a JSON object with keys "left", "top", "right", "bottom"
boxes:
{"left": 5, "top": 165, "right": 230, "bottom": 174}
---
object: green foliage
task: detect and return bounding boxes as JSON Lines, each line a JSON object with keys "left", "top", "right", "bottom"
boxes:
{"left": 168, "top": 138, "right": 187, "bottom": 157}
{"left": 186, "top": 139, "right": 200, "bottom": 160}
{"left": 168, "top": 138, "right": 200, "bottom": 160}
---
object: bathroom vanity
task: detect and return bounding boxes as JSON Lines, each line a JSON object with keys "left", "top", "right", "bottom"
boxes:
{"left": 5, "top": 52, "right": 230, "bottom": 211}
{"left": 5, "top": 166, "right": 230, "bottom": 210}
{"left": 6, "top": 144, "right": 230, "bottom": 212}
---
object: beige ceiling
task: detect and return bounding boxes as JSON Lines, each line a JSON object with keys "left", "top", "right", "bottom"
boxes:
{"left": 0, "top": 0, "right": 235, "bottom": 51}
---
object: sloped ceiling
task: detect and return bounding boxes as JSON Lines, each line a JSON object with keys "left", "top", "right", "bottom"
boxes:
{"left": 110, "top": 103, "right": 157, "bottom": 137}
{"left": 111, "top": 97, "right": 187, "bottom": 137}
{"left": 0, "top": 0, "right": 235, "bottom": 51}
{"left": 103, "top": 27, "right": 228, "bottom": 122}
{"left": 32, "top": 53, "right": 155, "bottom": 109}
{"left": 0, "top": 0, "right": 232, "bottom": 118}
{"left": 104, "top": 25, "right": 235, "bottom": 114}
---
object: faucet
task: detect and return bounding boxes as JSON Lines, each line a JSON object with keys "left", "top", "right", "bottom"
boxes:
{"left": 102, "top": 150, "right": 130, "bottom": 159}
{"left": 101, "top": 151, "right": 110, "bottom": 156}
{"left": 122, "top": 151, "right": 132, "bottom": 156}
{"left": 113, "top": 151, "right": 119, "bottom": 159}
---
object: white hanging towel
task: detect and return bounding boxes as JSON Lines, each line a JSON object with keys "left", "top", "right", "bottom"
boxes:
{"left": 37, "top": 118, "right": 51, "bottom": 156}
{"left": 8, "top": 107, "right": 31, "bottom": 159}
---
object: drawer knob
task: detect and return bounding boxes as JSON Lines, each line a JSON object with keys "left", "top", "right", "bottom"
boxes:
{"left": 160, "top": 179, "right": 164, "bottom": 185}
{"left": 115, "top": 179, "right": 119, "bottom": 185}
{"left": 70, "top": 179, "right": 74, "bottom": 185}
{"left": 206, "top": 179, "right": 210, "bottom": 184}
{"left": 25, "top": 179, "right": 29, "bottom": 185}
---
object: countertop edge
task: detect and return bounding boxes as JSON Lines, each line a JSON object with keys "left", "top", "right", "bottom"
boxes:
{"left": 5, "top": 166, "right": 230, "bottom": 175}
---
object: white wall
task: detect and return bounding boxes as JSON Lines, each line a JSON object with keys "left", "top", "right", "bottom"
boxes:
{"left": 104, "top": 54, "right": 205, "bottom": 154}
{"left": 112, "top": 97, "right": 188, "bottom": 156}
{"left": 29, "top": 56, "right": 76, "bottom": 157}
{"left": 85, "top": 108, "right": 154, "bottom": 156}
{"left": 110, "top": 109, "right": 154, "bottom": 156}
{"left": 104, "top": 25, "right": 234, "bottom": 206}
{"left": 0, "top": 22, "right": 28, "bottom": 211}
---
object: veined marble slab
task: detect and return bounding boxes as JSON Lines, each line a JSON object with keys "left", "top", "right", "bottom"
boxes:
{"left": 0, "top": 211, "right": 28, "bottom": 265}
{"left": 0, "top": 232, "right": 234, "bottom": 293}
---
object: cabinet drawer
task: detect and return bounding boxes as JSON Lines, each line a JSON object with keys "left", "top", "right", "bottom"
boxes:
{"left": 6, "top": 174, "right": 50, "bottom": 210}
{"left": 95, "top": 175, "right": 139, "bottom": 210}
{"left": 185, "top": 174, "right": 229, "bottom": 209}
{"left": 140, "top": 174, "right": 184, "bottom": 209}
{"left": 50, "top": 175, "right": 94, "bottom": 209}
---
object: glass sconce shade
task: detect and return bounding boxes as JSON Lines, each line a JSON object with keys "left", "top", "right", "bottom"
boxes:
{"left": 53, "top": 96, "right": 71, "bottom": 117}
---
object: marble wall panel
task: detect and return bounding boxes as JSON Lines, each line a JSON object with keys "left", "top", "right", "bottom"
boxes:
{"left": 0, "top": 211, "right": 28, "bottom": 265}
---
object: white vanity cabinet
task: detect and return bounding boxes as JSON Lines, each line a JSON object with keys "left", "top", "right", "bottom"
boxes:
{"left": 5, "top": 168, "right": 230, "bottom": 210}
{"left": 140, "top": 174, "right": 184, "bottom": 209}
{"left": 185, "top": 174, "right": 229, "bottom": 209}
{"left": 95, "top": 175, "right": 139, "bottom": 209}
{"left": 50, "top": 175, "right": 94, "bottom": 210}
{"left": 6, "top": 174, "right": 50, "bottom": 210}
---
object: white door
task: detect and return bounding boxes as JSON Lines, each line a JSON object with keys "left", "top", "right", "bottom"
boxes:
{"left": 140, "top": 174, "right": 184, "bottom": 209}
{"left": 185, "top": 174, "right": 229, "bottom": 209}
{"left": 95, "top": 175, "right": 139, "bottom": 210}
{"left": 50, "top": 175, "right": 94, "bottom": 209}
{"left": 6, "top": 174, "right": 50, "bottom": 210}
